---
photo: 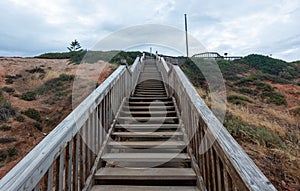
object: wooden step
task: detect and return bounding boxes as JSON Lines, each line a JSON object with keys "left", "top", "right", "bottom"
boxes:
{"left": 91, "top": 185, "right": 199, "bottom": 191}
{"left": 134, "top": 89, "right": 166, "bottom": 92}
{"left": 95, "top": 168, "right": 195, "bottom": 180}
{"left": 134, "top": 92, "right": 166, "bottom": 95}
{"left": 123, "top": 106, "right": 175, "bottom": 110}
{"left": 118, "top": 117, "right": 178, "bottom": 121}
{"left": 126, "top": 101, "right": 173, "bottom": 105}
{"left": 128, "top": 97, "right": 171, "bottom": 100}
{"left": 114, "top": 124, "right": 179, "bottom": 131}
{"left": 112, "top": 131, "right": 183, "bottom": 138}
{"left": 101, "top": 153, "right": 190, "bottom": 163}
{"left": 108, "top": 141, "right": 186, "bottom": 149}
{"left": 120, "top": 111, "right": 176, "bottom": 115}
{"left": 135, "top": 87, "right": 165, "bottom": 90}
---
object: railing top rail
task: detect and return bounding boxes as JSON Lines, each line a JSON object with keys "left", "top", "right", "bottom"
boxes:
{"left": 158, "top": 56, "right": 276, "bottom": 191}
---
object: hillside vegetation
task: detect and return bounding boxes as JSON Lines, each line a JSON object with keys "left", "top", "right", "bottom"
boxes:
{"left": 178, "top": 54, "right": 300, "bottom": 191}
{"left": 37, "top": 50, "right": 142, "bottom": 65}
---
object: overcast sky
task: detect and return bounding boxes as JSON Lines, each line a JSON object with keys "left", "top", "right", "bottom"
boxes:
{"left": 0, "top": 0, "right": 299, "bottom": 61}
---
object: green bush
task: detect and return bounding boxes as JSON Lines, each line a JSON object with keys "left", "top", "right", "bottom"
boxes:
{"left": 4, "top": 74, "right": 22, "bottom": 85}
{"left": 238, "top": 87, "right": 258, "bottom": 96}
{"left": 260, "top": 91, "right": 287, "bottom": 105}
{"left": 5, "top": 78, "right": 14, "bottom": 84}
{"left": 32, "top": 122, "right": 43, "bottom": 131}
{"left": 34, "top": 74, "right": 75, "bottom": 96}
{"left": 26, "top": 67, "right": 45, "bottom": 74}
{"left": 0, "top": 147, "right": 16, "bottom": 162}
{"left": 37, "top": 50, "right": 87, "bottom": 64}
{"left": 227, "top": 95, "right": 252, "bottom": 105}
{"left": 0, "top": 93, "right": 15, "bottom": 122}
{"left": 110, "top": 51, "right": 142, "bottom": 65}
{"left": 7, "top": 147, "right": 16, "bottom": 157}
{"left": 2, "top": 87, "right": 15, "bottom": 93}
{"left": 238, "top": 54, "right": 298, "bottom": 79}
{"left": 0, "top": 125, "right": 11, "bottom": 131}
{"left": 23, "top": 108, "right": 41, "bottom": 122}
{"left": 0, "top": 138, "right": 17, "bottom": 144}
{"left": 20, "top": 91, "right": 36, "bottom": 101}
{"left": 15, "top": 115, "right": 25, "bottom": 122}
{"left": 58, "top": 74, "right": 75, "bottom": 81}
{"left": 224, "top": 112, "right": 283, "bottom": 148}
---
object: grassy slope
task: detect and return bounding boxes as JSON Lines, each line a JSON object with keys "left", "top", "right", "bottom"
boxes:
{"left": 37, "top": 50, "right": 142, "bottom": 65}
{"left": 179, "top": 55, "right": 300, "bottom": 191}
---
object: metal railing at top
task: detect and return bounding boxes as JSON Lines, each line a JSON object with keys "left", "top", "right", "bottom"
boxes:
{"left": 156, "top": 56, "right": 276, "bottom": 191}
{"left": 0, "top": 56, "right": 144, "bottom": 191}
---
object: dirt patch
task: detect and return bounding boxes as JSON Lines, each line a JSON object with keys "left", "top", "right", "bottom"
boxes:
{"left": 269, "top": 83, "right": 300, "bottom": 109}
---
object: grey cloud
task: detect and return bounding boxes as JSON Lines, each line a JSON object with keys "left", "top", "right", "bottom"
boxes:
{"left": 0, "top": 0, "right": 299, "bottom": 61}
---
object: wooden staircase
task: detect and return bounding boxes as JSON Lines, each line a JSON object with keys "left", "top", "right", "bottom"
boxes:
{"left": 92, "top": 59, "right": 198, "bottom": 191}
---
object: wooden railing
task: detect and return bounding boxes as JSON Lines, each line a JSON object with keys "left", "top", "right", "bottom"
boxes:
{"left": 156, "top": 56, "right": 276, "bottom": 191}
{"left": 0, "top": 56, "right": 143, "bottom": 191}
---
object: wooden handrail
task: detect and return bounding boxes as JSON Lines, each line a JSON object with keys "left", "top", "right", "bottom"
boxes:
{"left": 0, "top": 57, "right": 143, "bottom": 191}
{"left": 157, "top": 57, "right": 276, "bottom": 191}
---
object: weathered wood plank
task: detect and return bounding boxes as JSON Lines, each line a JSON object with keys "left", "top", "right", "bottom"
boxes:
{"left": 58, "top": 152, "right": 64, "bottom": 191}
{"left": 95, "top": 168, "right": 196, "bottom": 180}
{"left": 91, "top": 185, "right": 199, "bottom": 191}
{"left": 101, "top": 153, "right": 190, "bottom": 162}
{"left": 47, "top": 164, "right": 53, "bottom": 191}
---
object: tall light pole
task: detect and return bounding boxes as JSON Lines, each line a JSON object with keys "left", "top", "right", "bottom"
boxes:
{"left": 184, "top": 14, "right": 189, "bottom": 58}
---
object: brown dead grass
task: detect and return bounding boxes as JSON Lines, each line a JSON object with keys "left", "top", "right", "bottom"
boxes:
{"left": 228, "top": 104, "right": 288, "bottom": 136}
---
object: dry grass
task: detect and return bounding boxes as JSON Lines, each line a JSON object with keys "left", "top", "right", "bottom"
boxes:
{"left": 227, "top": 104, "right": 287, "bottom": 136}
{"left": 264, "top": 107, "right": 299, "bottom": 126}
{"left": 195, "top": 87, "right": 211, "bottom": 107}
{"left": 25, "top": 70, "right": 74, "bottom": 87}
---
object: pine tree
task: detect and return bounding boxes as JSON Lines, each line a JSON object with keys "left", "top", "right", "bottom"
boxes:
{"left": 67, "top": 40, "right": 82, "bottom": 52}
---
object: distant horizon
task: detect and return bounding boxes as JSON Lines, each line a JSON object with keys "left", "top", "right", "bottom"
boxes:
{"left": 0, "top": 49, "right": 298, "bottom": 63}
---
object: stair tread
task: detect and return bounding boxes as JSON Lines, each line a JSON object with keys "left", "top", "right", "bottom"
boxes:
{"left": 91, "top": 185, "right": 198, "bottom": 191}
{"left": 112, "top": 132, "right": 183, "bottom": 137}
{"left": 118, "top": 116, "right": 178, "bottom": 120}
{"left": 126, "top": 101, "right": 173, "bottom": 104}
{"left": 95, "top": 168, "right": 195, "bottom": 180}
{"left": 101, "top": 153, "right": 190, "bottom": 162}
{"left": 129, "top": 97, "right": 170, "bottom": 100}
{"left": 108, "top": 141, "right": 186, "bottom": 148}
{"left": 123, "top": 106, "right": 175, "bottom": 109}
{"left": 115, "top": 124, "right": 179, "bottom": 127}
{"left": 121, "top": 111, "right": 176, "bottom": 114}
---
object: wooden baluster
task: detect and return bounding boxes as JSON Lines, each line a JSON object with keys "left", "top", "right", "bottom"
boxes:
{"left": 66, "top": 142, "right": 73, "bottom": 191}
{"left": 214, "top": 150, "right": 222, "bottom": 191}
{"left": 210, "top": 147, "right": 217, "bottom": 191}
{"left": 73, "top": 134, "right": 79, "bottom": 191}
{"left": 58, "top": 151, "right": 65, "bottom": 191}
{"left": 47, "top": 164, "right": 54, "bottom": 191}
{"left": 81, "top": 128, "right": 86, "bottom": 188}
{"left": 223, "top": 167, "right": 229, "bottom": 191}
